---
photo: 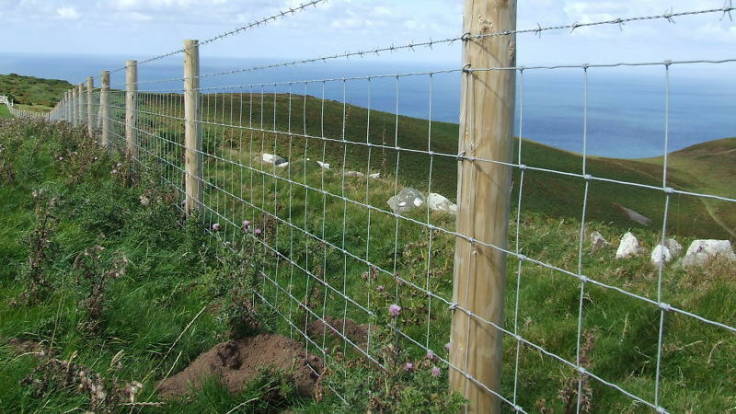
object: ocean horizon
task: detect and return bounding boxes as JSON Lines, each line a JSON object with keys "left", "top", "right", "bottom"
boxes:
{"left": 2, "top": 53, "right": 735, "bottom": 159}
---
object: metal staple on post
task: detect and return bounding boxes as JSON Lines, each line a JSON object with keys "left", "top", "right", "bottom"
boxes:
{"left": 184, "top": 39, "right": 202, "bottom": 215}
{"left": 450, "top": 1, "right": 517, "bottom": 413}
{"left": 126, "top": 60, "right": 138, "bottom": 159}
{"left": 101, "top": 71, "right": 111, "bottom": 148}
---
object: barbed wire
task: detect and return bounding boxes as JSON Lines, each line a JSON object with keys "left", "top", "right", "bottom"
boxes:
{"left": 191, "top": 4, "right": 734, "bottom": 79}
{"left": 110, "top": 0, "right": 328, "bottom": 73}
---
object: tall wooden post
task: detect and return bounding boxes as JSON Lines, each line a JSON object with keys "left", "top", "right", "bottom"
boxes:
{"left": 184, "top": 40, "right": 202, "bottom": 215}
{"left": 71, "top": 87, "right": 78, "bottom": 126}
{"left": 450, "top": 1, "right": 517, "bottom": 413}
{"left": 101, "top": 71, "right": 111, "bottom": 148}
{"left": 87, "top": 77, "right": 94, "bottom": 136}
{"left": 125, "top": 60, "right": 138, "bottom": 159}
{"left": 77, "top": 83, "right": 85, "bottom": 128}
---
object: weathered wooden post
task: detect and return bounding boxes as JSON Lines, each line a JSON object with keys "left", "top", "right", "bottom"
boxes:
{"left": 184, "top": 40, "right": 202, "bottom": 215}
{"left": 126, "top": 60, "right": 138, "bottom": 159}
{"left": 450, "top": 1, "right": 517, "bottom": 413}
{"left": 71, "top": 87, "right": 78, "bottom": 126}
{"left": 87, "top": 77, "right": 94, "bottom": 136}
{"left": 101, "top": 71, "right": 111, "bottom": 148}
{"left": 77, "top": 83, "right": 85, "bottom": 128}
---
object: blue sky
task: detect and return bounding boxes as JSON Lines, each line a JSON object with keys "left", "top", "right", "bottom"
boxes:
{"left": 0, "top": 0, "right": 734, "bottom": 67}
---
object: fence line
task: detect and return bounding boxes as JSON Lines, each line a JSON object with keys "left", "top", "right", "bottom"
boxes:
{"left": 40, "top": 2, "right": 736, "bottom": 413}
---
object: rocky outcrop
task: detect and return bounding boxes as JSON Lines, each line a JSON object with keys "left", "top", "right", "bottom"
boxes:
{"left": 427, "top": 193, "right": 458, "bottom": 215}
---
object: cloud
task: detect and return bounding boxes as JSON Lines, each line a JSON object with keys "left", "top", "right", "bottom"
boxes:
{"left": 56, "top": 6, "right": 80, "bottom": 20}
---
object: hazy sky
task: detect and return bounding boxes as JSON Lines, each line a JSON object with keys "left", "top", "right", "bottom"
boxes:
{"left": 1, "top": 0, "right": 734, "bottom": 67}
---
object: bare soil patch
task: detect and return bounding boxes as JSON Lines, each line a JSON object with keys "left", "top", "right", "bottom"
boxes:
{"left": 157, "top": 333, "right": 323, "bottom": 399}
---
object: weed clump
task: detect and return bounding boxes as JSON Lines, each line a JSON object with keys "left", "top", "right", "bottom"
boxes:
{"left": 73, "top": 246, "right": 128, "bottom": 334}
{"left": 17, "top": 188, "right": 59, "bottom": 304}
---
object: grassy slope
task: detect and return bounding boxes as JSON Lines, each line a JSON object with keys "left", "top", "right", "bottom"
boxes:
{"left": 0, "top": 104, "right": 9, "bottom": 119}
{"left": 639, "top": 138, "right": 736, "bottom": 238}
{"left": 133, "top": 92, "right": 734, "bottom": 238}
{"left": 0, "top": 73, "right": 71, "bottom": 108}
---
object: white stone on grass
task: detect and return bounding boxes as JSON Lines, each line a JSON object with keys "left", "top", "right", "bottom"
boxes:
{"left": 317, "top": 161, "right": 330, "bottom": 169}
{"left": 616, "top": 232, "right": 643, "bottom": 259}
{"left": 388, "top": 188, "right": 425, "bottom": 214}
{"left": 590, "top": 231, "right": 609, "bottom": 251}
{"left": 682, "top": 240, "right": 736, "bottom": 268}
{"left": 261, "top": 153, "right": 288, "bottom": 166}
{"left": 650, "top": 245, "right": 673, "bottom": 267}
{"left": 427, "top": 193, "right": 458, "bottom": 215}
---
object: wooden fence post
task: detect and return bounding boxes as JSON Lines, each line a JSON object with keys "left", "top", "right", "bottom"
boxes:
{"left": 126, "top": 60, "right": 138, "bottom": 159}
{"left": 101, "top": 71, "right": 111, "bottom": 148}
{"left": 184, "top": 39, "right": 202, "bottom": 215}
{"left": 450, "top": 1, "right": 518, "bottom": 413}
{"left": 87, "top": 77, "right": 94, "bottom": 136}
{"left": 71, "top": 87, "right": 78, "bottom": 126}
{"left": 78, "top": 83, "right": 85, "bottom": 128}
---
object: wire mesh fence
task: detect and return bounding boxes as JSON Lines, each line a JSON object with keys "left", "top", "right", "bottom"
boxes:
{"left": 42, "top": 2, "right": 736, "bottom": 412}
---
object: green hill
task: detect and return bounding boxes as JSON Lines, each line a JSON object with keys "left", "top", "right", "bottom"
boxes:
{"left": 131, "top": 92, "right": 734, "bottom": 239}
{"left": 0, "top": 73, "right": 72, "bottom": 108}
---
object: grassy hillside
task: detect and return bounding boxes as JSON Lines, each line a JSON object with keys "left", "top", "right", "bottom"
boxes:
{"left": 0, "top": 104, "right": 9, "bottom": 119}
{"left": 2, "top": 117, "right": 735, "bottom": 413}
{"left": 0, "top": 73, "right": 72, "bottom": 108}
{"left": 129, "top": 92, "right": 735, "bottom": 239}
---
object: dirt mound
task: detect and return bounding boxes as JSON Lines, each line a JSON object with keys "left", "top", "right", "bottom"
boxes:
{"left": 307, "top": 316, "right": 370, "bottom": 346}
{"left": 157, "top": 333, "right": 323, "bottom": 399}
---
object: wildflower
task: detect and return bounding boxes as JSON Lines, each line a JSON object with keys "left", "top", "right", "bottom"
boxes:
{"left": 254, "top": 228, "right": 262, "bottom": 236}
{"left": 404, "top": 362, "right": 414, "bottom": 372}
{"left": 444, "top": 342, "right": 451, "bottom": 352}
{"left": 242, "top": 220, "right": 251, "bottom": 231}
{"left": 389, "top": 304, "right": 401, "bottom": 317}
{"left": 376, "top": 285, "right": 385, "bottom": 292}
{"left": 111, "top": 169, "right": 118, "bottom": 175}
{"left": 431, "top": 366, "right": 441, "bottom": 377}
{"left": 139, "top": 195, "right": 150, "bottom": 206}
{"left": 426, "top": 350, "right": 436, "bottom": 361}
{"left": 212, "top": 223, "right": 222, "bottom": 232}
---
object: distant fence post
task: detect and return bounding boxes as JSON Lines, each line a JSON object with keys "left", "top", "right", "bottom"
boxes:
{"left": 126, "top": 60, "right": 138, "bottom": 159}
{"left": 101, "top": 71, "right": 111, "bottom": 148}
{"left": 77, "top": 83, "right": 85, "bottom": 128}
{"left": 450, "top": 1, "right": 518, "bottom": 413}
{"left": 71, "top": 87, "right": 78, "bottom": 126}
{"left": 184, "top": 39, "right": 202, "bottom": 215}
{"left": 87, "top": 77, "right": 94, "bottom": 136}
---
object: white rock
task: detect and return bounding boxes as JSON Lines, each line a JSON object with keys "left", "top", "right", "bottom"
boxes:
{"left": 664, "top": 238, "right": 683, "bottom": 258}
{"left": 262, "top": 153, "right": 287, "bottom": 166}
{"left": 427, "top": 193, "right": 458, "bottom": 214}
{"left": 369, "top": 173, "right": 381, "bottom": 179}
{"left": 682, "top": 240, "right": 736, "bottom": 268}
{"left": 616, "top": 232, "right": 643, "bottom": 259}
{"left": 344, "top": 171, "right": 364, "bottom": 178}
{"left": 276, "top": 162, "right": 289, "bottom": 168}
{"left": 388, "top": 188, "right": 425, "bottom": 214}
{"left": 317, "top": 161, "right": 330, "bottom": 169}
{"left": 650, "top": 245, "right": 673, "bottom": 267}
{"left": 590, "top": 231, "right": 609, "bottom": 251}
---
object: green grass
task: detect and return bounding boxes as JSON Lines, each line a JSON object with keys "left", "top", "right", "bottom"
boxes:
{"left": 124, "top": 91, "right": 735, "bottom": 239}
{"left": 0, "top": 73, "right": 71, "bottom": 108}
{"left": 0, "top": 104, "right": 9, "bottom": 119}
{"left": 1, "top": 91, "right": 735, "bottom": 414}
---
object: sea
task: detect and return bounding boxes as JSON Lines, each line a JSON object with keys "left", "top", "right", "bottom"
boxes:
{"left": 2, "top": 53, "right": 735, "bottom": 159}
